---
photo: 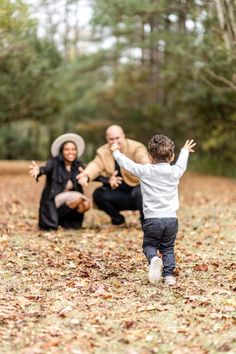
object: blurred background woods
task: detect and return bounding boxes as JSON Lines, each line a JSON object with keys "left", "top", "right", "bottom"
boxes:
{"left": 0, "top": 0, "right": 235, "bottom": 176}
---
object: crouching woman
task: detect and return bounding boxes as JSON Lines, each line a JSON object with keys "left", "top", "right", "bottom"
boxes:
{"left": 29, "top": 133, "right": 90, "bottom": 230}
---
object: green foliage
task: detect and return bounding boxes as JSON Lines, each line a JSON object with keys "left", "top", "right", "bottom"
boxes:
{"left": 89, "top": 0, "right": 236, "bottom": 172}
{"left": 0, "top": 0, "right": 235, "bottom": 176}
{"left": 0, "top": 0, "right": 72, "bottom": 158}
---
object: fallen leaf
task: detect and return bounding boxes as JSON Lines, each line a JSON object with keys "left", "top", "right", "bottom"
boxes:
{"left": 193, "top": 264, "right": 208, "bottom": 271}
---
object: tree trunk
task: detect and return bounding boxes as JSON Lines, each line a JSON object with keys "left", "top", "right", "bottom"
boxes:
{"left": 215, "top": 0, "right": 236, "bottom": 50}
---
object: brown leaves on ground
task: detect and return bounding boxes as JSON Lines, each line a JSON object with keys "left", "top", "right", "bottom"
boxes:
{"left": 0, "top": 165, "right": 236, "bottom": 354}
{"left": 193, "top": 264, "right": 209, "bottom": 272}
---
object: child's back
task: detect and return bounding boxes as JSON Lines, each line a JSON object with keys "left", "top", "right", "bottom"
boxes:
{"left": 111, "top": 135, "right": 196, "bottom": 286}
{"left": 114, "top": 146, "right": 189, "bottom": 219}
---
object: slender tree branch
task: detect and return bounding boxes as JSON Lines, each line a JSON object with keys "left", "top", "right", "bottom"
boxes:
{"left": 205, "top": 68, "right": 236, "bottom": 91}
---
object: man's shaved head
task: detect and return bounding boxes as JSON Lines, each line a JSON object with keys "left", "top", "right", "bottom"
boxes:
{"left": 106, "top": 125, "right": 124, "bottom": 137}
{"left": 106, "top": 125, "right": 126, "bottom": 150}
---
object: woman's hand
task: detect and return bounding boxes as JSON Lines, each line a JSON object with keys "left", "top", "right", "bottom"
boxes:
{"left": 77, "top": 195, "right": 91, "bottom": 213}
{"left": 66, "top": 194, "right": 91, "bottom": 213}
{"left": 76, "top": 167, "right": 89, "bottom": 186}
{"left": 29, "top": 161, "right": 40, "bottom": 179}
{"left": 78, "top": 199, "right": 90, "bottom": 213}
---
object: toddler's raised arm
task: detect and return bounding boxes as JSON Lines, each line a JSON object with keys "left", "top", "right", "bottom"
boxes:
{"left": 172, "top": 139, "right": 196, "bottom": 178}
{"left": 112, "top": 149, "right": 145, "bottom": 177}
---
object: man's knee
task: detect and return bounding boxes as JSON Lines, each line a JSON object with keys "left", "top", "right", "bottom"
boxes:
{"left": 93, "top": 187, "right": 103, "bottom": 205}
{"left": 93, "top": 187, "right": 111, "bottom": 205}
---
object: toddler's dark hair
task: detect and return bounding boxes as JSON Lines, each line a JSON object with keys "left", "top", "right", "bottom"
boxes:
{"left": 148, "top": 134, "right": 175, "bottom": 162}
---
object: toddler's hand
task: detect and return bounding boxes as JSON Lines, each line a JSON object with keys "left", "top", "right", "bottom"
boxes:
{"left": 183, "top": 139, "right": 196, "bottom": 153}
{"left": 110, "top": 143, "right": 119, "bottom": 152}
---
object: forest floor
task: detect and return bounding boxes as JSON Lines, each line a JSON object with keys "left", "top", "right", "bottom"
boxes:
{"left": 0, "top": 161, "right": 236, "bottom": 354}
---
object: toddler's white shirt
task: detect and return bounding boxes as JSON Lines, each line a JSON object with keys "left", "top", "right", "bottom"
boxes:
{"left": 113, "top": 148, "right": 189, "bottom": 218}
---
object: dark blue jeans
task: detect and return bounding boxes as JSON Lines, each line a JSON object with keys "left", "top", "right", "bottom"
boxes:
{"left": 143, "top": 217, "right": 178, "bottom": 276}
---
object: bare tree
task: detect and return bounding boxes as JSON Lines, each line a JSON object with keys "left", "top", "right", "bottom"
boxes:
{"left": 214, "top": 0, "right": 236, "bottom": 50}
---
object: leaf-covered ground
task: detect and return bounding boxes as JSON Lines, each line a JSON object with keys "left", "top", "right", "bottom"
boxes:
{"left": 0, "top": 163, "right": 236, "bottom": 354}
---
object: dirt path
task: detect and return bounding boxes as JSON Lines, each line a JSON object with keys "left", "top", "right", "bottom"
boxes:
{"left": 0, "top": 164, "right": 236, "bottom": 354}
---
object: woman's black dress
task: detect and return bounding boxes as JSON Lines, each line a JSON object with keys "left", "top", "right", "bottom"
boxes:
{"left": 37, "top": 156, "right": 84, "bottom": 230}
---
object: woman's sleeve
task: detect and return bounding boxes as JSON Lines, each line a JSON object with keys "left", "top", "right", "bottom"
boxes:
{"left": 36, "top": 159, "right": 54, "bottom": 181}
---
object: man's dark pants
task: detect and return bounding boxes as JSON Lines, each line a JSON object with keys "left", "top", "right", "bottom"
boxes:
{"left": 93, "top": 185, "right": 144, "bottom": 225}
{"left": 142, "top": 217, "right": 178, "bottom": 276}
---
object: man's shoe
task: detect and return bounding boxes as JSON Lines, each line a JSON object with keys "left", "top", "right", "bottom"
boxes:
{"left": 164, "top": 275, "right": 176, "bottom": 286}
{"left": 148, "top": 256, "right": 163, "bottom": 284}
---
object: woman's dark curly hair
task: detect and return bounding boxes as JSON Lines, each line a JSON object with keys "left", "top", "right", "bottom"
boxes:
{"left": 148, "top": 134, "right": 175, "bottom": 162}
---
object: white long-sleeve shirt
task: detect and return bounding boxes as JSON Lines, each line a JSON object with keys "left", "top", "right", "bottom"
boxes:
{"left": 113, "top": 148, "right": 189, "bottom": 218}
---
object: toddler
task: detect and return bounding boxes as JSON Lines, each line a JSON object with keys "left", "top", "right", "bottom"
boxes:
{"left": 110, "top": 135, "right": 195, "bottom": 285}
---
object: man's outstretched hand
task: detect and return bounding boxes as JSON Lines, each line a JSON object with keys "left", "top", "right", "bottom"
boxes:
{"left": 183, "top": 139, "right": 196, "bottom": 153}
{"left": 109, "top": 170, "right": 123, "bottom": 189}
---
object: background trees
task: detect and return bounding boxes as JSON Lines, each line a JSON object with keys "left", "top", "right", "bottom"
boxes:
{"left": 0, "top": 0, "right": 235, "bottom": 176}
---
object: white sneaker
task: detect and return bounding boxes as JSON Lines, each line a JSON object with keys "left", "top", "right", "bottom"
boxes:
{"left": 164, "top": 275, "right": 176, "bottom": 286}
{"left": 148, "top": 256, "right": 163, "bottom": 284}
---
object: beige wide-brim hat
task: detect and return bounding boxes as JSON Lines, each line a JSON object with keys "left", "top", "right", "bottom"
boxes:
{"left": 51, "top": 133, "right": 85, "bottom": 158}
